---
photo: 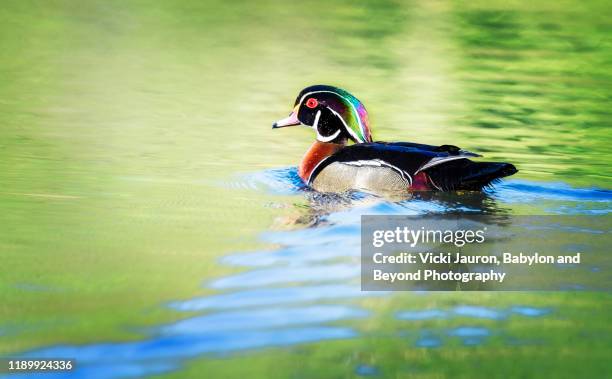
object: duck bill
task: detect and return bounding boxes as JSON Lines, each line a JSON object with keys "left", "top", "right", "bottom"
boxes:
{"left": 272, "top": 107, "right": 300, "bottom": 128}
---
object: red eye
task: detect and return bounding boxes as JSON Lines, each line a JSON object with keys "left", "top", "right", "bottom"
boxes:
{"left": 305, "top": 98, "right": 318, "bottom": 108}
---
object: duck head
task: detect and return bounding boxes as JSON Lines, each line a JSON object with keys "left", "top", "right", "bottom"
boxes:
{"left": 273, "top": 85, "right": 373, "bottom": 144}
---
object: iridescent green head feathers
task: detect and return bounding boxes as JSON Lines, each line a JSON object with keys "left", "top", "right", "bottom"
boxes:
{"left": 273, "top": 85, "right": 373, "bottom": 144}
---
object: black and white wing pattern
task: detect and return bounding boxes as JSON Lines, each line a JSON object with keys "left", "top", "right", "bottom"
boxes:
{"left": 308, "top": 141, "right": 480, "bottom": 186}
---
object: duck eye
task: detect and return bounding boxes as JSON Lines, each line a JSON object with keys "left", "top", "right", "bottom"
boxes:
{"left": 305, "top": 98, "right": 318, "bottom": 109}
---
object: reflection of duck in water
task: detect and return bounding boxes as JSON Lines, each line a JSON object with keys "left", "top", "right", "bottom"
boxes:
{"left": 273, "top": 85, "right": 517, "bottom": 196}
{"left": 270, "top": 169, "right": 508, "bottom": 229}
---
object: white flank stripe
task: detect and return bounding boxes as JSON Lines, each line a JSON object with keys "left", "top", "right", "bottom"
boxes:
{"left": 415, "top": 156, "right": 469, "bottom": 173}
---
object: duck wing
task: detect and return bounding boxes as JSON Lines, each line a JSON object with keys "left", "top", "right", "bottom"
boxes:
{"left": 381, "top": 141, "right": 481, "bottom": 157}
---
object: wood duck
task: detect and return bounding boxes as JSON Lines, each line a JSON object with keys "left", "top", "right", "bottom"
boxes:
{"left": 273, "top": 85, "right": 517, "bottom": 194}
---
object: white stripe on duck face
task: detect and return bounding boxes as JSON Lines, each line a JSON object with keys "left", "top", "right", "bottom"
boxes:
{"left": 312, "top": 110, "right": 321, "bottom": 129}
{"left": 316, "top": 128, "right": 342, "bottom": 143}
{"left": 312, "top": 109, "right": 341, "bottom": 142}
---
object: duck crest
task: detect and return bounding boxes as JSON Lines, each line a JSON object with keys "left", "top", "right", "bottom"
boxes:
{"left": 334, "top": 87, "right": 372, "bottom": 143}
{"left": 298, "top": 141, "right": 344, "bottom": 184}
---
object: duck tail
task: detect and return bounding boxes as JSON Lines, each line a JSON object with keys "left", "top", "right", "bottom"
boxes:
{"left": 425, "top": 159, "right": 517, "bottom": 191}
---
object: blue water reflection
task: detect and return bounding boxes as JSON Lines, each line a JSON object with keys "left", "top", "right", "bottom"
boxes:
{"left": 159, "top": 306, "right": 368, "bottom": 335}
{"left": 169, "top": 284, "right": 386, "bottom": 311}
{"left": 397, "top": 305, "right": 551, "bottom": 321}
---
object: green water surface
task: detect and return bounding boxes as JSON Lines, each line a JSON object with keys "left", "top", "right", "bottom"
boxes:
{"left": 0, "top": 0, "right": 611, "bottom": 378}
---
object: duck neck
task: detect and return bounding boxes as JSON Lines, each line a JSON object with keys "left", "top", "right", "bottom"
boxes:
{"left": 299, "top": 141, "right": 344, "bottom": 183}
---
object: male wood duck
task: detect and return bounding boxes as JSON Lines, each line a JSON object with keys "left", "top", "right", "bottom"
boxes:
{"left": 273, "top": 85, "right": 517, "bottom": 194}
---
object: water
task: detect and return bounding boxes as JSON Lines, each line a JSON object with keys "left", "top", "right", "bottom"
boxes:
{"left": 1, "top": 0, "right": 611, "bottom": 378}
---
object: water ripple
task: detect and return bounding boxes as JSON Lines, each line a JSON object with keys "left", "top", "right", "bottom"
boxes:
{"left": 397, "top": 306, "right": 551, "bottom": 321}
{"left": 158, "top": 305, "right": 369, "bottom": 335}
{"left": 209, "top": 263, "right": 359, "bottom": 289}
{"left": 169, "top": 284, "right": 387, "bottom": 312}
